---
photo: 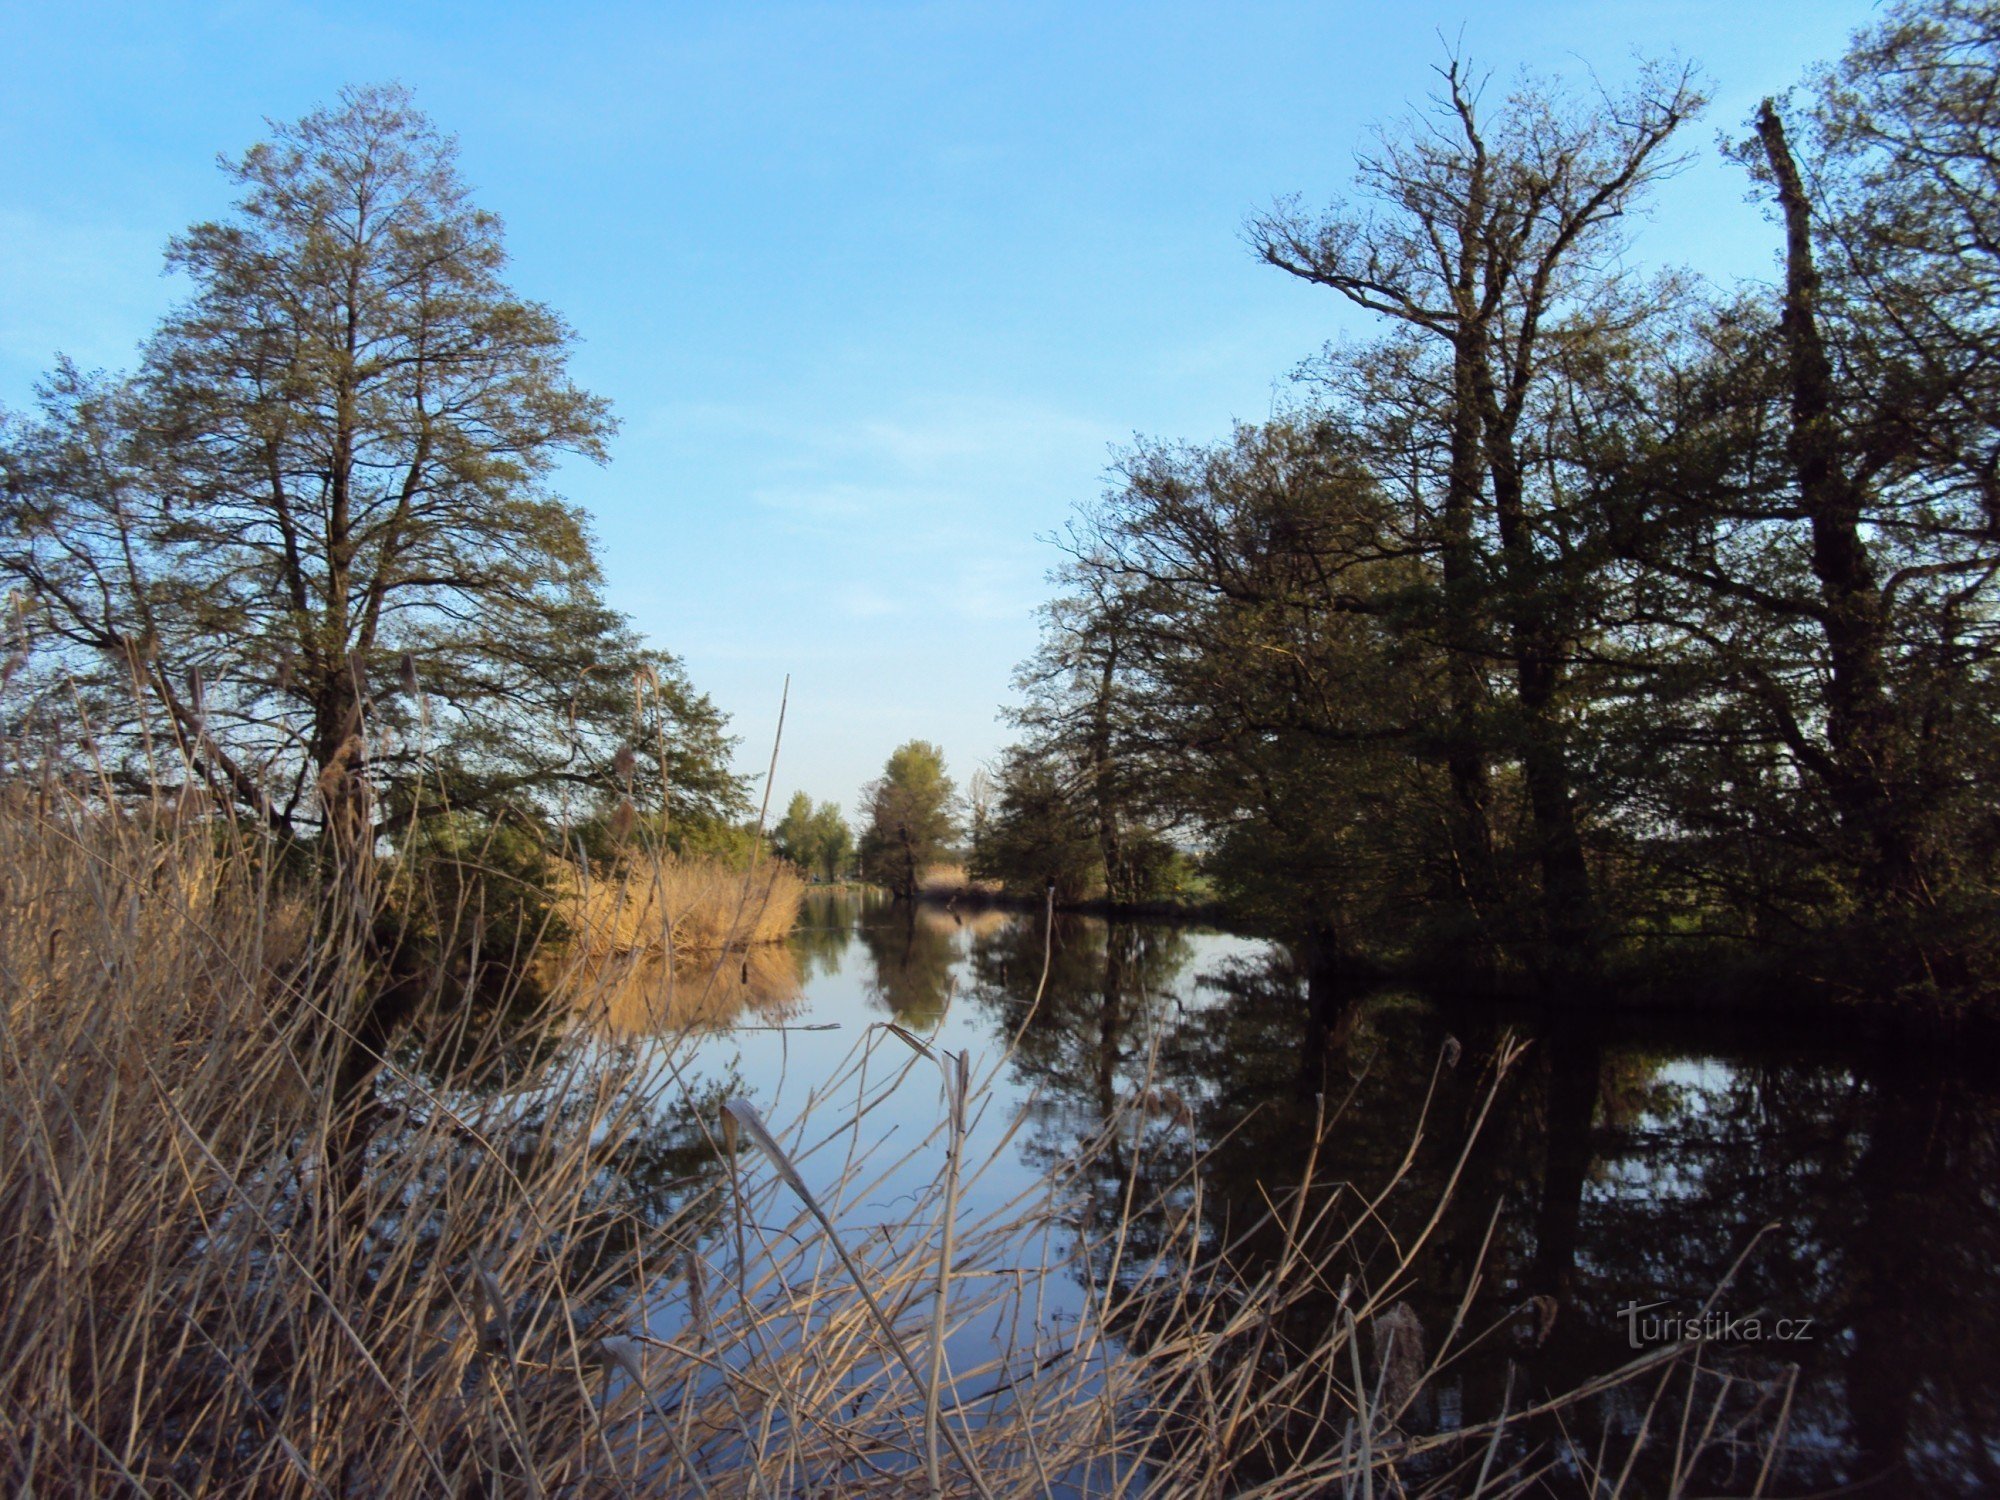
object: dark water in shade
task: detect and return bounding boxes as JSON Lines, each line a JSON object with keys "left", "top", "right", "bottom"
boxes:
{"left": 644, "top": 890, "right": 2000, "bottom": 1495}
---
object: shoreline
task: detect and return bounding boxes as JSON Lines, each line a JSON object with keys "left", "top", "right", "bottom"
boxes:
{"left": 823, "top": 884, "right": 2000, "bottom": 1038}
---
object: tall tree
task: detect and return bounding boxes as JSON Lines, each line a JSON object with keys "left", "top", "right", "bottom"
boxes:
{"left": 858, "top": 740, "right": 959, "bottom": 899}
{"left": 1011, "top": 564, "right": 1173, "bottom": 906}
{"left": 772, "top": 791, "right": 818, "bottom": 870}
{"left": 1055, "top": 419, "right": 1440, "bottom": 952}
{"left": 969, "top": 744, "right": 1103, "bottom": 904}
{"left": 807, "top": 799, "right": 854, "bottom": 881}
{"left": 1753, "top": 100, "right": 1920, "bottom": 912}
{"left": 0, "top": 85, "right": 739, "bottom": 873}
{"left": 1249, "top": 58, "right": 1705, "bottom": 964}
{"left": 1774, "top": 0, "right": 2000, "bottom": 935}
{"left": 1597, "top": 2, "right": 2000, "bottom": 979}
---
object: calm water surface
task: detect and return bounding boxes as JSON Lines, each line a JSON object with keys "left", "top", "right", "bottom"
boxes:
{"left": 621, "top": 891, "right": 2000, "bottom": 1495}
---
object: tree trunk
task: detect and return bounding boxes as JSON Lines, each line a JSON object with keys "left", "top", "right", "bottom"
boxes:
{"left": 1441, "top": 332, "right": 1500, "bottom": 939}
{"left": 1298, "top": 922, "right": 1363, "bottom": 1102}
{"left": 1527, "top": 1026, "right": 1601, "bottom": 1308}
{"left": 1756, "top": 103, "right": 1924, "bottom": 920}
{"left": 1089, "top": 649, "right": 1126, "bottom": 905}
{"left": 1840, "top": 1066, "right": 1944, "bottom": 1489}
{"left": 1482, "top": 383, "right": 1599, "bottom": 967}
{"left": 312, "top": 661, "right": 374, "bottom": 890}
{"left": 1096, "top": 926, "right": 1131, "bottom": 1120}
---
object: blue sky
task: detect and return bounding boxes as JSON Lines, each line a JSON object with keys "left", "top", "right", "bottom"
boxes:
{"left": 0, "top": 1, "right": 1880, "bottom": 817}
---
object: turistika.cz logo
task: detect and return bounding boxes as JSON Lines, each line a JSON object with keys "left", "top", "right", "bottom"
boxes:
{"left": 1618, "top": 1299, "right": 1816, "bottom": 1350}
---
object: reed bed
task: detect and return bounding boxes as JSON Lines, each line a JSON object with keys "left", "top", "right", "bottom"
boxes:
{"left": 565, "top": 851, "right": 806, "bottom": 959}
{"left": 915, "top": 863, "right": 1004, "bottom": 901}
{"left": 0, "top": 797, "right": 1791, "bottom": 1496}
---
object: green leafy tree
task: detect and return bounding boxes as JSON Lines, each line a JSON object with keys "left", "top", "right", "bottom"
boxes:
{"left": 772, "top": 792, "right": 817, "bottom": 868}
{"left": 857, "top": 740, "right": 958, "bottom": 898}
{"left": 0, "top": 84, "right": 739, "bottom": 870}
{"left": 771, "top": 792, "right": 853, "bottom": 880}
{"left": 1011, "top": 562, "right": 1179, "bottom": 906}
{"left": 807, "top": 799, "right": 854, "bottom": 880}
{"left": 1055, "top": 419, "right": 1442, "bottom": 953}
{"left": 970, "top": 745, "right": 1102, "bottom": 903}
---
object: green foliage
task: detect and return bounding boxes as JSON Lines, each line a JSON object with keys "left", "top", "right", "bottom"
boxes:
{"left": 0, "top": 84, "right": 742, "bottom": 853}
{"left": 773, "top": 793, "right": 814, "bottom": 863}
{"left": 1124, "top": 831, "right": 1206, "bottom": 905}
{"left": 667, "top": 815, "right": 767, "bottom": 869}
{"left": 809, "top": 801, "right": 855, "bottom": 881}
{"left": 969, "top": 745, "right": 1199, "bottom": 907}
{"left": 970, "top": 747, "right": 1101, "bottom": 902}
{"left": 857, "top": 741, "right": 959, "bottom": 898}
{"left": 773, "top": 791, "right": 854, "bottom": 880}
{"left": 1043, "top": 420, "right": 1448, "bottom": 946}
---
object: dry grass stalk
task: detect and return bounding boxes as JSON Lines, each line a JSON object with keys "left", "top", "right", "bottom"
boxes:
{"left": 0, "top": 797, "right": 1792, "bottom": 1496}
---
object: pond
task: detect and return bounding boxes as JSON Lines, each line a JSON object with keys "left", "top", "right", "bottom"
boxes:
{"left": 615, "top": 889, "right": 2000, "bottom": 1495}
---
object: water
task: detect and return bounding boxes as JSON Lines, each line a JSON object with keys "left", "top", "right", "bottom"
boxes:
{"left": 618, "top": 890, "right": 2000, "bottom": 1494}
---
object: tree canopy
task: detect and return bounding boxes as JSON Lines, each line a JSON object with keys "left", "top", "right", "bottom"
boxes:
{"left": 858, "top": 741, "right": 959, "bottom": 898}
{"left": 998, "top": 4, "right": 2000, "bottom": 996}
{"left": 0, "top": 85, "right": 740, "bottom": 863}
{"left": 773, "top": 791, "right": 853, "bottom": 881}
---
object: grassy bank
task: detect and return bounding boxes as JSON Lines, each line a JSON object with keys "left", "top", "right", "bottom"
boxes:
{"left": 0, "top": 797, "right": 1788, "bottom": 1494}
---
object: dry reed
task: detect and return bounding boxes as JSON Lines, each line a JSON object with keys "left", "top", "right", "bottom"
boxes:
{"left": 563, "top": 852, "right": 805, "bottom": 959}
{"left": 915, "top": 864, "right": 1003, "bottom": 901}
{"left": 0, "top": 796, "right": 1792, "bottom": 1496}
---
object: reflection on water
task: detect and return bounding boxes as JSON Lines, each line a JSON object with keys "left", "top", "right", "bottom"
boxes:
{"left": 622, "top": 892, "right": 2000, "bottom": 1494}
{"left": 579, "top": 941, "right": 805, "bottom": 1035}
{"left": 854, "top": 902, "right": 963, "bottom": 1027}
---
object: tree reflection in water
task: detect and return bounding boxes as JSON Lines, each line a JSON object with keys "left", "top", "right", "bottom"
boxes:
{"left": 966, "top": 917, "right": 1202, "bottom": 1298}
{"left": 854, "top": 899, "right": 992, "bottom": 1030}
{"left": 957, "top": 912, "right": 2000, "bottom": 1494}
{"left": 371, "top": 1004, "right": 739, "bottom": 1332}
{"left": 792, "top": 888, "right": 861, "bottom": 983}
